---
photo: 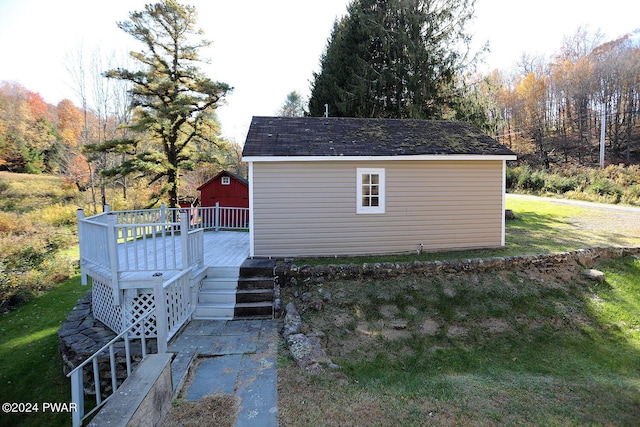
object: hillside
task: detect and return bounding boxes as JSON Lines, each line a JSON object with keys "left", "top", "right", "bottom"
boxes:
{"left": 278, "top": 255, "right": 640, "bottom": 426}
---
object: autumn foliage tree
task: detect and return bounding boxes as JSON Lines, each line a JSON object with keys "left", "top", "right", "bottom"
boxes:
{"left": 0, "top": 82, "right": 59, "bottom": 173}
{"left": 489, "top": 28, "right": 640, "bottom": 166}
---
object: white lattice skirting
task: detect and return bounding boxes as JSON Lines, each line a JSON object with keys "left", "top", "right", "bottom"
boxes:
{"left": 90, "top": 273, "right": 196, "bottom": 340}
{"left": 91, "top": 277, "right": 123, "bottom": 334}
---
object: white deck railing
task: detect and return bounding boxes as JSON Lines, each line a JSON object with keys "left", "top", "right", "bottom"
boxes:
{"left": 67, "top": 308, "right": 157, "bottom": 427}
{"left": 72, "top": 203, "right": 247, "bottom": 426}
{"left": 76, "top": 202, "right": 246, "bottom": 331}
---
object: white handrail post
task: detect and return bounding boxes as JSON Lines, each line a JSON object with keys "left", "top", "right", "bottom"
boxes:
{"left": 70, "top": 369, "right": 84, "bottom": 427}
{"left": 215, "top": 202, "right": 220, "bottom": 232}
{"left": 153, "top": 273, "right": 168, "bottom": 354}
{"left": 180, "top": 214, "right": 189, "bottom": 269}
{"left": 104, "top": 204, "right": 110, "bottom": 213}
{"left": 159, "top": 202, "right": 166, "bottom": 240}
{"left": 76, "top": 209, "right": 88, "bottom": 286}
{"left": 106, "top": 213, "right": 121, "bottom": 306}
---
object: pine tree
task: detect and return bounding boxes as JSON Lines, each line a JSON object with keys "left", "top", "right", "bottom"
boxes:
{"left": 309, "top": 0, "right": 480, "bottom": 120}
{"left": 97, "top": 0, "right": 231, "bottom": 208}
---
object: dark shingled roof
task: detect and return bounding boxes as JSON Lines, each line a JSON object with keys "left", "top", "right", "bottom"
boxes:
{"left": 242, "top": 116, "right": 515, "bottom": 157}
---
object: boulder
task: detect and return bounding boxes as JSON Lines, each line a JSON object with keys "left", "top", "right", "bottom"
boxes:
{"left": 580, "top": 269, "right": 606, "bottom": 283}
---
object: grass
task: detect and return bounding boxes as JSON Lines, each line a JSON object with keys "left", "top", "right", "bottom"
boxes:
{"left": 278, "top": 256, "right": 640, "bottom": 426}
{"left": 0, "top": 275, "right": 87, "bottom": 427}
{"left": 294, "top": 196, "right": 640, "bottom": 266}
{"left": 1, "top": 169, "right": 638, "bottom": 425}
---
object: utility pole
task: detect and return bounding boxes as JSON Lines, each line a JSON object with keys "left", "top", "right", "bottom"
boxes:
{"left": 599, "top": 104, "right": 606, "bottom": 169}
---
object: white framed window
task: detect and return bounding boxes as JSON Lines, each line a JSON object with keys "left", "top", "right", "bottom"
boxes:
{"left": 221, "top": 176, "right": 231, "bottom": 185}
{"left": 356, "top": 168, "right": 385, "bottom": 214}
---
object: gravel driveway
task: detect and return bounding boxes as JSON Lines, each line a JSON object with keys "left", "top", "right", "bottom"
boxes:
{"left": 507, "top": 193, "right": 640, "bottom": 247}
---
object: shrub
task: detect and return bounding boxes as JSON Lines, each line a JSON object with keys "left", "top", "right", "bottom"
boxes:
{"left": 589, "top": 178, "right": 622, "bottom": 197}
{"left": 621, "top": 184, "right": 640, "bottom": 206}
{"left": 25, "top": 203, "right": 78, "bottom": 227}
{"left": 516, "top": 166, "right": 532, "bottom": 189}
{"left": 506, "top": 164, "right": 639, "bottom": 205}
{"left": 506, "top": 167, "right": 519, "bottom": 189}
{"left": 544, "top": 175, "right": 578, "bottom": 194}
{"left": 527, "top": 170, "right": 546, "bottom": 191}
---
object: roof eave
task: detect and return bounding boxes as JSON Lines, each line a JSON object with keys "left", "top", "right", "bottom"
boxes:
{"left": 242, "top": 154, "right": 517, "bottom": 163}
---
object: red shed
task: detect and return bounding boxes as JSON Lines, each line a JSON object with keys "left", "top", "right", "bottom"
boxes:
{"left": 197, "top": 170, "right": 249, "bottom": 228}
{"left": 197, "top": 170, "right": 249, "bottom": 208}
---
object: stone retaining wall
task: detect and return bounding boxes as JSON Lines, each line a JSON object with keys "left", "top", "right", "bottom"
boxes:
{"left": 275, "top": 247, "right": 640, "bottom": 286}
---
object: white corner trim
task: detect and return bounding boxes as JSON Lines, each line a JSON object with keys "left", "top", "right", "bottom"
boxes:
{"left": 247, "top": 161, "right": 255, "bottom": 257}
{"left": 501, "top": 159, "right": 506, "bottom": 247}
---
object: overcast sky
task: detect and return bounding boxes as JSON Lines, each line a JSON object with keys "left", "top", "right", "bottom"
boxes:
{"left": 0, "top": 0, "right": 637, "bottom": 143}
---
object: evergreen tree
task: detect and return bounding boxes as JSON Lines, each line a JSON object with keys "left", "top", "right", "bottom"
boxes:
{"left": 277, "top": 91, "right": 307, "bottom": 117}
{"left": 97, "top": 0, "right": 231, "bottom": 208}
{"left": 309, "top": 0, "right": 481, "bottom": 120}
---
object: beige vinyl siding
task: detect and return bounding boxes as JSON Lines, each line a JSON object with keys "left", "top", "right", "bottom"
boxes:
{"left": 251, "top": 160, "right": 504, "bottom": 257}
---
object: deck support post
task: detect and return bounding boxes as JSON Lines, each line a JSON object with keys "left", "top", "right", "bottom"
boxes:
{"left": 153, "top": 273, "right": 168, "bottom": 354}
{"left": 215, "top": 202, "right": 220, "bottom": 232}
{"left": 76, "top": 209, "right": 88, "bottom": 286}
{"left": 106, "top": 213, "right": 121, "bottom": 306}
{"left": 180, "top": 214, "right": 189, "bottom": 269}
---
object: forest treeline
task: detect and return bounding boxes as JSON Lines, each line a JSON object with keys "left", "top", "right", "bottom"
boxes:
{"left": 483, "top": 28, "right": 640, "bottom": 166}
{"left": 0, "top": 17, "right": 638, "bottom": 211}
{"left": 0, "top": 80, "right": 244, "bottom": 214}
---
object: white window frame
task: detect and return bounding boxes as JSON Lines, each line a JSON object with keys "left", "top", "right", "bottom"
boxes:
{"left": 356, "top": 168, "right": 385, "bottom": 214}
{"left": 221, "top": 176, "right": 231, "bottom": 185}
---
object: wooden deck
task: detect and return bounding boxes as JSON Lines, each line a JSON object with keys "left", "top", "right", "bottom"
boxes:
{"left": 117, "top": 231, "right": 249, "bottom": 284}
{"left": 203, "top": 231, "right": 250, "bottom": 268}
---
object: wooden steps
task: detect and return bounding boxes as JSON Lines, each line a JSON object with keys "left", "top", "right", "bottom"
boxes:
{"left": 192, "top": 259, "right": 276, "bottom": 320}
{"left": 234, "top": 259, "right": 276, "bottom": 320}
{"left": 192, "top": 267, "right": 239, "bottom": 320}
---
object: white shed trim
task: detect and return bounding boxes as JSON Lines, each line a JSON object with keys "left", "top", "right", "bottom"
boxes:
{"left": 243, "top": 154, "right": 517, "bottom": 163}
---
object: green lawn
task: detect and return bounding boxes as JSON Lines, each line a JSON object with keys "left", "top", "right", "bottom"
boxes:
{"left": 296, "top": 196, "right": 634, "bottom": 266}
{"left": 2, "top": 195, "right": 638, "bottom": 426}
{"left": 0, "top": 276, "right": 87, "bottom": 427}
{"left": 278, "top": 256, "right": 640, "bottom": 426}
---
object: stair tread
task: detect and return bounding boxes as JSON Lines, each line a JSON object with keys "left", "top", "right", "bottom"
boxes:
{"left": 236, "top": 288, "right": 274, "bottom": 293}
{"left": 196, "top": 302, "right": 235, "bottom": 308}
{"left": 235, "top": 301, "right": 274, "bottom": 307}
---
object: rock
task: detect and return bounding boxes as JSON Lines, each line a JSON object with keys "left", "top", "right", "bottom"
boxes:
{"left": 505, "top": 209, "right": 517, "bottom": 220}
{"left": 581, "top": 269, "right": 606, "bottom": 283}
{"left": 392, "top": 320, "right": 408, "bottom": 330}
{"left": 282, "top": 302, "right": 302, "bottom": 339}
{"left": 309, "top": 299, "right": 324, "bottom": 311}
{"left": 286, "top": 333, "right": 321, "bottom": 372}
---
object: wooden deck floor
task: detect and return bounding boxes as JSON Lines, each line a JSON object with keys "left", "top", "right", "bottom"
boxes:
{"left": 116, "top": 231, "right": 249, "bottom": 283}
{"left": 203, "top": 231, "right": 250, "bottom": 268}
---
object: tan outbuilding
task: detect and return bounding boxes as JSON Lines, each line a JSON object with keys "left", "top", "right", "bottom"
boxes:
{"left": 242, "top": 116, "right": 516, "bottom": 258}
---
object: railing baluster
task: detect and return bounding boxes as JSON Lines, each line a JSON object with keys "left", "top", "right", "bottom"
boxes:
{"left": 70, "top": 369, "right": 83, "bottom": 427}
{"left": 109, "top": 345, "right": 117, "bottom": 393}
{"left": 67, "top": 308, "right": 157, "bottom": 427}
{"left": 125, "top": 335, "right": 132, "bottom": 376}
{"left": 93, "top": 357, "right": 102, "bottom": 406}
